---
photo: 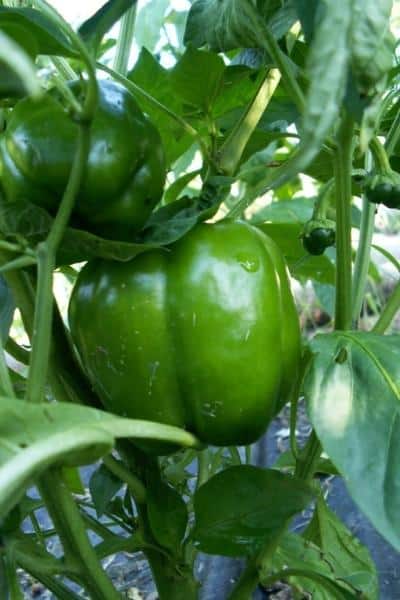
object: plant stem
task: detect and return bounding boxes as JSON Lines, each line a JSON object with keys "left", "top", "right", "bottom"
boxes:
{"left": 333, "top": 114, "right": 354, "bottom": 331}
{"left": 25, "top": 123, "right": 91, "bottom": 404}
{"left": 113, "top": 3, "right": 137, "bottom": 76}
{"left": 218, "top": 69, "right": 281, "bottom": 175}
{"left": 51, "top": 56, "right": 78, "bottom": 81}
{"left": 39, "top": 470, "right": 121, "bottom": 600}
{"left": 351, "top": 150, "right": 374, "bottom": 325}
{"left": 256, "top": 20, "right": 304, "bottom": 113}
{"left": 228, "top": 524, "right": 287, "bottom": 600}
{"left": 372, "top": 279, "right": 400, "bottom": 334}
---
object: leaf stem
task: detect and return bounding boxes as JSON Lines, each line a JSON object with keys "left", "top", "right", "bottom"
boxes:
{"left": 256, "top": 20, "right": 304, "bottom": 113}
{"left": 218, "top": 68, "right": 281, "bottom": 175}
{"left": 113, "top": 3, "right": 137, "bottom": 76}
{"left": 372, "top": 280, "right": 400, "bottom": 334}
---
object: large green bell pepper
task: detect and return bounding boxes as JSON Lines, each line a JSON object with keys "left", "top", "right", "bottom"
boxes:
{"left": 68, "top": 221, "right": 301, "bottom": 448}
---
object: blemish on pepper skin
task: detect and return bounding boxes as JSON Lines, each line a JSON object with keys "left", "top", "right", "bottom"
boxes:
{"left": 148, "top": 361, "right": 160, "bottom": 396}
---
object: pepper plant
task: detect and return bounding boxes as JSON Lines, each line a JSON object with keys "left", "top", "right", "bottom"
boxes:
{"left": 0, "top": 0, "right": 400, "bottom": 599}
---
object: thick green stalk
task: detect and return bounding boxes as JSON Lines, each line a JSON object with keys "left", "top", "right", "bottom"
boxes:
{"left": 218, "top": 69, "right": 281, "bottom": 175}
{"left": 113, "top": 3, "right": 137, "bottom": 76}
{"left": 372, "top": 280, "right": 400, "bottom": 334}
{"left": 333, "top": 114, "right": 355, "bottom": 330}
{"left": 119, "top": 445, "right": 200, "bottom": 599}
{"left": 145, "top": 550, "right": 199, "bottom": 600}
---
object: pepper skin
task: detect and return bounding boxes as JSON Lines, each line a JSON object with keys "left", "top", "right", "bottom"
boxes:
{"left": 365, "top": 181, "right": 400, "bottom": 209}
{"left": 302, "top": 218, "right": 336, "bottom": 256}
{"left": 68, "top": 221, "right": 301, "bottom": 449}
{"left": 0, "top": 80, "right": 165, "bottom": 240}
{"left": 303, "top": 227, "right": 336, "bottom": 256}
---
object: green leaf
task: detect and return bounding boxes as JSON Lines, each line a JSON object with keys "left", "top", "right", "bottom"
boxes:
{"left": 313, "top": 282, "right": 335, "bottom": 317}
{"left": 61, "top": 466, "right": 85, "bottom": 495}
{"left": 170, "top": 47, "right": 226, "bottom": 112}
{"left": 163, "top": 170, "right": 202, "bottom": 205}
{"left": 293, "top": 0, "right": 320, "bottom": 43}
{"left": 0, "top": 20, "right": 39, "bottom": 99}
{"left": 250, "top": 197, "right": 314, "bottom": 225}
{"left": 192, "top": 465, "right": 314, "bottom": 556}
{"left": 139, "top": 194, "right": 221, "bottom": 246}
{"left": 350, "top": 0, "right": 394, "bottom": 96}
{"left": 0, "top": 397, "right": 197, "bottom": 521}
{"left": 304, "top": 332, "right": 400, "bottom": 551}
{"left": 147, "top": 474, "right": 188, "bottom": 555}
{"left": 0, "top": 7, "right": 76, "bottom": 57}
{"left": 128, "top": 48, "right": 193, "bottom": 166}
{"left": 303, "top": 496, "right": 378, "bottom": 599}
{"left": 0, "top": 276, "right": 14, "bottom": 342}
{"left": 89, "top": 463, "right": 124, "bottom": 517}
{"left": 271, "top": 532, "right": 376, "bottom": 599}
{"left": 79, "top": 0, "right": 136, "bottom": 56}
{"left": 184, "top": 0, "right": 284, "bottom": 51}
{"left": 0, "top": 199, "right": 158, "bottom": 265}
{"left": 273, "top": 449, "right": 339, "bottom": 475}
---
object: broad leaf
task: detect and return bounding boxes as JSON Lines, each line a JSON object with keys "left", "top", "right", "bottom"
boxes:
{"left": 0, "top": 200, "right": 158, "bottom": 265}
{"left": 302, "top": 496, "right": 378, "bottom": 598}
{"left": 271, "top": 531, "right": 376, "bottom": 599}
{"left": 184, "top": 0, "right": 285, "bottom": 51}
{"left": 192, "top": 465, "right": 314, "bottom": 556}
{"left": 0, "top": 7, "right": 75, "bottom": 57}
{"left": 79, "top": 0, "right": 136, "bottom": 56}
{"left": 305, "top": 332, "right": 400, "bottom": 551}
{"left": 170, "top": 47, "right": 226, "bottom": 112}
{"left": 139, "top": 194, "right": 221, "bottom": 246}
{"left": 128, "top": 49, "right": 193, "bottom": 165}
{"left": 0, "top": 397, "right": 198, "bottom": 520}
